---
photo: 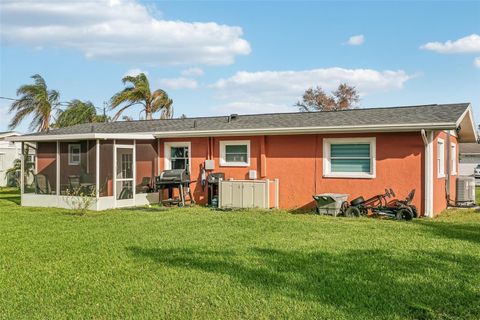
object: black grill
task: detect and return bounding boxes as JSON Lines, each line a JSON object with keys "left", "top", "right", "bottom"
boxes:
{"left": 155, "top": 169, "right": 194, "bottom": 206}
{"left": 155, "top": 169, "right": 190, "bottom": 186}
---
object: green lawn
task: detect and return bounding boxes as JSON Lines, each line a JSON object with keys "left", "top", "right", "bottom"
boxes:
{"left": 0, "top": 188, "right": 479, "bottom": 320}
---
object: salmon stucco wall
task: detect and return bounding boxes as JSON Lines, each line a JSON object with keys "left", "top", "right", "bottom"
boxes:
{"left": 433, "top": 131, "right": 459, "bottom": 216}
{"left": 158, "top": 132, "right": 425, "bottom": 213}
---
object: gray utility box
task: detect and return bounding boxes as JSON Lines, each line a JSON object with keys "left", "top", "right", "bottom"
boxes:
{"left": 313, "top": 194, "right": 349, "bottom": 216}
{"left": 456, "top": 176, "right": 476, "bottom": 206}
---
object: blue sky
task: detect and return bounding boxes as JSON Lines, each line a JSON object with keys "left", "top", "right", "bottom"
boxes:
{"left": 0, "top": 0, "right": 479, "bottom": 133}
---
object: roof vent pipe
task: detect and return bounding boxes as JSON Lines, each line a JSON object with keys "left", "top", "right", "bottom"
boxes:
{"left": 228, "top": 114, "right": 239, "bottom": 123}
{"left": 193, "top": 120, "right": 197, "bottom": 128}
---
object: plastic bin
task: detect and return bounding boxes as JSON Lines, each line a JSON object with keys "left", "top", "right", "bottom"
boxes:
{"left": 312, "top": 193, "right": 349, "bottom": 216}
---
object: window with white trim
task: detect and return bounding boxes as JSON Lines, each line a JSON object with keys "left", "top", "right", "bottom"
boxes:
{"left": 220, "top": 140, "right": 250, "bottom": 167}
{"left": 451, "top": 143, "right": 457, "bottom": 175}
{"left": 323, "top": 137, "right": 376, "bottom": 178}
{"left": 164, "top": 142, "right": 191, "bottom": 172}
{"left": 68, "top": 144, "right": 81, "bottom": 165}
{"left": 437, "top": 138, "right": 445, "bottom": 178}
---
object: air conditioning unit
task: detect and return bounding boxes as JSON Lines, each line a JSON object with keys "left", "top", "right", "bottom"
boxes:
{"left": 456, "top": 176, "right": 476, "bottom": 206}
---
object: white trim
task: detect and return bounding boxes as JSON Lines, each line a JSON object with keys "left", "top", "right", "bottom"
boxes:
{"left": 219, "top": 140, "right": 250, "bottom": 167}
{"left": 456, "top": 104, "right": 478, "bottom": 141}
{"left": 437, "top": 138, "right": 445, "bottom": 178}
{"left": 150, "top": 123, "right": 458, "bottom": 138}
{"left": 56, "top": 141, "right": 60, "bottom": 196}
{"left": 113, "top": 139, "right": 116, "bottom": 208}
{"left": 8, "top": 123, "right": 460, "bottom": 142}
{"left": 133, "top": 139, "right": 136, "bottom": 207}
{"left": 451, "top": 142, "right": 457, "bottom": 175}
{"left": 164, "top": 141, "right": 191, "bottom": 172}
{"left": 95, "top": 139, "right": 100, "bottom": 210}
{"left": 8, "top": 133, "right": 156, "bottom": 142}
{"left": 114, "top": 142, "right": 135, "bottom": 207}
{"left": 68, "top": 143, "right": 81, "bottom": 166}
{"left": 323, "top": 137, "right": 376, "bottom": 179}
{"left": 20, "top": 142, "right": 24, "bottom": 195}
{"left": 422, "top": 130, "right": 434, "bottom": 217}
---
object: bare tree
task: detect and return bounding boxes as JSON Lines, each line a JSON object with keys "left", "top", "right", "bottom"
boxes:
{"left": 296, "top": 83, "right": 359, "bottom": 112}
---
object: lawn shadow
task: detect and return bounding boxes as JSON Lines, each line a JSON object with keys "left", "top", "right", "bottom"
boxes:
{"left": 127, "top": 246, "right": 480, "bottom": 319}
{"left": 414, "top": 220, "right": 480, "bottom": 244}
{"left": 0, "top": 195, "right": 21, "bottom": 205}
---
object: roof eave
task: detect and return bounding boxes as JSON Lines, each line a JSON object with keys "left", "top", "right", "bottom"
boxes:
{"left": 6, "top": 133, "right": 156, "bottom": 142}
{"left": 153, "top": 123, "right": 457, "bottom": 138}
{"left": 455, "top": 104, "right": 478, "bottom": 143}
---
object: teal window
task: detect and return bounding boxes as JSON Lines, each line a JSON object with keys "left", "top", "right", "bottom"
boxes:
{"left": 324, "top": 138, "right": 375, "bottom": 177}
{"left": 330, "top": 144, "right": 371, "bottom": 173}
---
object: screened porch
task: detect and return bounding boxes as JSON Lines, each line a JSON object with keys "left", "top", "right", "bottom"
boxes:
{"left": 20, "top": 139, "right": 159, "bottom": 210}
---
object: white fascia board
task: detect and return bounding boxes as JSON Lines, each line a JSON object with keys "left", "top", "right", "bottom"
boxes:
{"left": 456, "top": 104, "right": 478, "bottom": 142}
{"left": 6, "top": 133, "right": 156, "bottom": 142}
{"left": 153, "top": 123, "right": 457, "bottom": 138}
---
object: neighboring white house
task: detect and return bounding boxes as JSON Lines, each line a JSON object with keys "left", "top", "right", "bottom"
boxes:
{"left": 459, "top": 143, "right": 480, "bottom": 176}
{"left": 0, "top": 131, "right": 22, "bottom": 187}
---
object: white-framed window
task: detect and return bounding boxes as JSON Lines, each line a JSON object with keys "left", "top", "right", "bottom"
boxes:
{"left": 451, "top": 143, "right": 457, "bottom": 175}
{"left": 164, "top": 142, "right": 191, "bottom": 172}
{"left": 68, "top": 144, "right": 81, "bottom": 165}
{"left": 437, "top": 138, "right": 445, "bottom": 178}
{"left": 323, "top": 137, "right": 376, "bottom": 178}
{"left": 220, "top": 140, "right": 250, "bottom": 167}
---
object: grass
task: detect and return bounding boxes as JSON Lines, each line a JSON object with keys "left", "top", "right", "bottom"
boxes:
{"left": 0, "top": 188, "right": 479, "bottom": 320}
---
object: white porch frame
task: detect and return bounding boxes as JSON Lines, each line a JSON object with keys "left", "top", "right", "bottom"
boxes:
{"left": 20, "top": 139, "right": 158, "bottom": 211}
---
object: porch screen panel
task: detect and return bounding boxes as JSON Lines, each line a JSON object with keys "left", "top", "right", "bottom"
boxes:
{"left": 99, "top": 141, "right": 113, "bottom": 197}
{"left": 33, "top": 142, "right": 57, "bottom": 194}
{"left": 330, "top": 144, "right": 371, "bottom": 173}
{"left": 23, "top": 143, "right": 37, "bottom": 194}
{"left": 59, "top": 141, "right": 96, "bottom": 196}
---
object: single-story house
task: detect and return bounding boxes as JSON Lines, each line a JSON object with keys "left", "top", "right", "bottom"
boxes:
{"left": 459, "top": 143, "right": 480, "bottom": 176}
{"left": 0, "top": 131, "right": 22, "bottom": 187}
{"left": 7, "top": 103, "right": 477, "bottom": 217}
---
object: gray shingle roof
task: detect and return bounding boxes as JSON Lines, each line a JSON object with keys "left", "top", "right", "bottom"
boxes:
{"left": 24, "top": 103, "right": 470, "bottom": 137}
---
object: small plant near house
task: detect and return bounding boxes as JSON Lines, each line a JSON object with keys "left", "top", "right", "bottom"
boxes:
{"left": 62, "top": 187, "right": 96, "bottom": 215}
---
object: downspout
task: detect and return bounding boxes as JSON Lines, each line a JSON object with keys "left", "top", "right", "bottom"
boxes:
{"left": 421, "top": 129, "right": 434, "bottom": 217}
{"left": 445, "top": 131, "right": 451, "bottom": 205}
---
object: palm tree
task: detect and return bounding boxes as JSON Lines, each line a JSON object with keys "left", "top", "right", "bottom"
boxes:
{"left": 54, "top": 100, "right": 108, "bottom": 128}
{"left": 110, "top": 73, "right": 173, "bottom": 121}
{"left": 9, "top": 74, "right": 60, "bottom": 132}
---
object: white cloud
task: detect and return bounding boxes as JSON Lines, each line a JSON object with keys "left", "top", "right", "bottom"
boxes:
{"left": 181, "top": 67, "right": 204, "bottom": 77}
{"left": 0, "top": 0, "right": 251, "bottom": 66}
{"left": 210, "top": 67, "right": 412, "bottom": 114}
{"left": 123, "top": 68, "right": 148, "bottom": 77}
{"left": 159, "top": 77, "right": 198, "bottom": 90}
{"left": 475, "top": 57, "right": 480, "bottom": 69}
{"left": 420, "top": 34, "right": 480, "bottom": 54}
{"left": 346, "top": 35, "right": 365, "bottom": 46}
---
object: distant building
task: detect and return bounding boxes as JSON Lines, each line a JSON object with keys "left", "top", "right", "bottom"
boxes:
{"left": 459, "top": 143, "right": 480, "bottom": 176}
{"left": 0, "top": 131, "right": 22, "bottom": 187}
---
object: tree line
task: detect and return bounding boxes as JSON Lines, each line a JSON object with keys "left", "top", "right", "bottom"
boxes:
{"left": 8, "top": 73, "right": 173, "bottom": 132}
{"left": 8, "top": 72, "right": 359, "bottom": 133}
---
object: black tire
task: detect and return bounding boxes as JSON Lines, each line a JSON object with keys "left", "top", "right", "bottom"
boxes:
{"left": 345, "top": 206, "right": 361, "bottom": 217}
{"left": 409, "top": 205, "right": 418, "bottom": 218}
{"left": 340, "top": 201, "right": 349, "bottom": 216}
{"left": 350, "top": 197, "right": 365, "bottom": 206}
{"left": 315, "top": 207, "right": 321, "bottom": 214}
{"left": 396, "top": 208, "right": 413, "bottom": 221}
